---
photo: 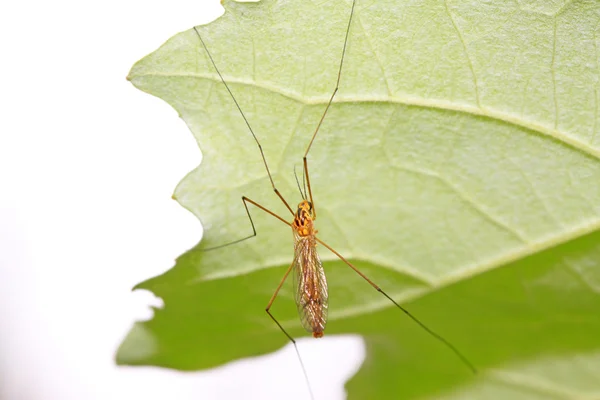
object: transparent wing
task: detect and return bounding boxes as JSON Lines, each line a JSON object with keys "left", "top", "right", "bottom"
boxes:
{"left": 292, "top": 234, "right": 329, "bottom": 337}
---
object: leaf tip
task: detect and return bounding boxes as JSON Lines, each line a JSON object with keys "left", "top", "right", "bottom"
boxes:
{"left": 115, "top": 323, "right": 159, "bottom": 366}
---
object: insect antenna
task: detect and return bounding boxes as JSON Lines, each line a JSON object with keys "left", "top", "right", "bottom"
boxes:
{"left": 294, "top": 165, "right": 307, "bottom": 201}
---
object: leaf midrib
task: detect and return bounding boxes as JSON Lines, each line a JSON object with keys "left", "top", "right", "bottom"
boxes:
{"left": 326, "top": 216, "right": 600, "bottom": 321}
{"left": 131, "top": 71, "right": 600, "bottom": 160}
{"left": 191, "top": 214, "right": 600, "bottom": 326}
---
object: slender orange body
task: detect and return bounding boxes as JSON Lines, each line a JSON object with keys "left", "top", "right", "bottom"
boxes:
{"left": 292, "top": 200, "right": 328, "bottom": 338}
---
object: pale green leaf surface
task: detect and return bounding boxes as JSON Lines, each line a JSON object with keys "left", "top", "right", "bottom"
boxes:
{"left": 118, "top": 0, "right": 600, "bottom": 398}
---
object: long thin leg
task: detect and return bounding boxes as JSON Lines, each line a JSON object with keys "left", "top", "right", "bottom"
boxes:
{"left": 303, "top": 0, "right": 356, "bottom": 159}
{"left": 244, "top": 196, "right": 291, "bottom": 227}
{"left": 205, "top": 197, "right": 314, "bottom": 397}
{"left": 202, "top": 196, "right": 291, "bottom": 251}
{"left": 315, "top": 237, "right": 478, "bottom": 374}
{"left": 265, "top": 260, "right": 296, "bottom": 339}
{"left": 303, "top": 0, "right": 357, "bottom": 219}
{"left": 193, "top": 27, "right": 295, "bottom": 216}
{"left": 266, "top": 262, "right": 315, "bottom": 400}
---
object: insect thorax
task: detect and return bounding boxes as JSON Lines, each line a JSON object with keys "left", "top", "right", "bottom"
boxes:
{"left": 292, "top": 201, "right": 315, "bottom": 237}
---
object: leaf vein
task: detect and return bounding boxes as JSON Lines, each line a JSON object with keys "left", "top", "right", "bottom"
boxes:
{"left": 551, "top": 17, "right": 559, "bottom": 129}
{"left": 355, "top": 13, "right": 393, "bottom": 96}
{"left": 490, "top": 369, "right": 584, "bottom": 399}
{"left": 443, "top": 0, "right": 481, "bottom": 107}
{"left": 133, "top": 73, "right": 600, "bottom": 160}
{"left": 336, "top": 217, "right": 600, "bottom": 317}
{"left": 505, "top": 155, "right": 563, "bottom": 229}
{"left": 390, "top": 164, "right": 527, "bottom": 243}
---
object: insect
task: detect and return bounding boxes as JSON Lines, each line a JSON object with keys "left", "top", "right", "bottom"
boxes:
{"left": 192, "top": 0, "right": 476, "bottom": 397}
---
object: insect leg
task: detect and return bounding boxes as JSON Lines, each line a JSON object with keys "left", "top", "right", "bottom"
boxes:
{"left": 266, "top": 260, "right": 296, "bottom": 343}
{"left": 265, "top": 260, "right": 315, "bottom": 400}
{"left": 315, "top": 237, "right": 478, "bottom": 374}
{"left": 193, "top": 27, "right": 295, "bottom": 216}
{"left": 201, "top": 196, "right": 291, "bottom": 251}
{"left": 303, "top": 0, "right": 357, "bottom": 220}
{"left": 203, "top": 195, "right": 313, "bottom": 396}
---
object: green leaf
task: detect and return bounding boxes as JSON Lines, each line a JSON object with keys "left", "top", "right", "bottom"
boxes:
{"left": 119, "top": 0, "right": 600, "bottom": 398}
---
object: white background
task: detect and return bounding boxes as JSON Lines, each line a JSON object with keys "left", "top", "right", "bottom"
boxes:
{"left": 0, "top": 0, "right": 364, "bottom": 399}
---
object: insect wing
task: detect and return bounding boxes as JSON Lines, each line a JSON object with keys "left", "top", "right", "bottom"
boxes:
{"left": 292, "top": 235, "right": 329, "bottom": 337}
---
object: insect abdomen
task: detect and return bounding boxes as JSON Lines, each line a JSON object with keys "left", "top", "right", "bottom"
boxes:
{"left": 292, "top": 233, "right": 329, "bottom": 338}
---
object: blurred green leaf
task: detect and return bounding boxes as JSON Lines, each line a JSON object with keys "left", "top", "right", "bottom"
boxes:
{"left": 119, "top": 0, "right": 600, "bottom": 398}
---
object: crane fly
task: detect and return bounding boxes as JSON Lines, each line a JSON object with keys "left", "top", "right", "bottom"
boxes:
{"left": 192, "top": 0, "right": 476, "bottom": 397}
{"left": 291, "top": 198, "right": 327, "bottom": 338}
